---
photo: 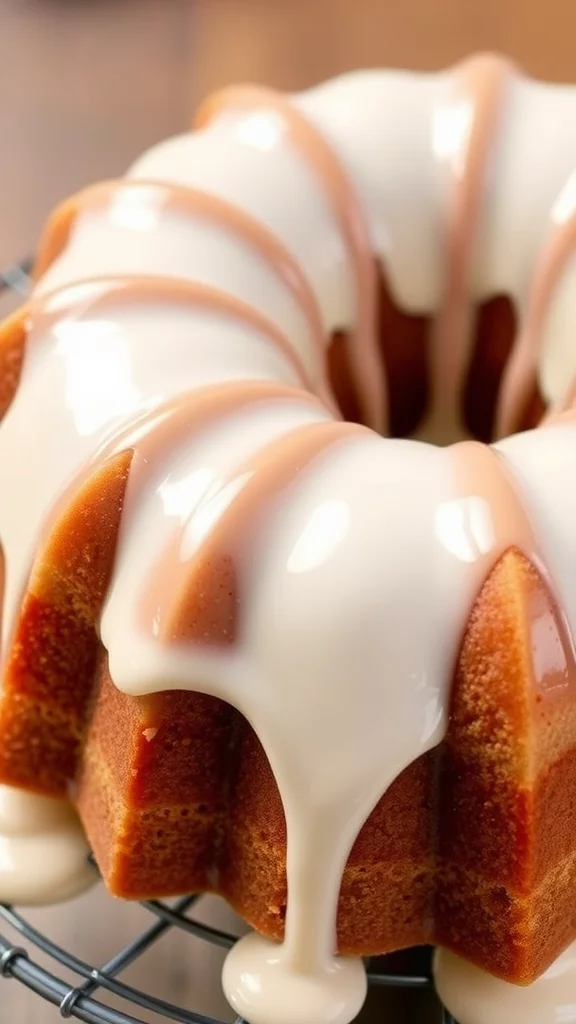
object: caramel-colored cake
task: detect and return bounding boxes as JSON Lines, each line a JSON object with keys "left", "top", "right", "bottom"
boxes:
{"left": 2, "top": 52, "right": 576, "bottom": 1024}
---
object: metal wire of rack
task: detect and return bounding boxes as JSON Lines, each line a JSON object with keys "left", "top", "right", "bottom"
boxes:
{"left": 0, "top": 257, "right": 457, "bottom": 1024}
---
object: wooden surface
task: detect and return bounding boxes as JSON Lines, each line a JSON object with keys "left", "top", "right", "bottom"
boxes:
{"left": 0, "top": 0, "right": 193, "bottom": 267}
{"left": 194, "top": 0, "right": 576, "bottom": 93}
{"left": 3, "top": 0, "right": 576, "bottom": 261}
{"left": 1, "top": 0, "right": 576, "bottom": 1019}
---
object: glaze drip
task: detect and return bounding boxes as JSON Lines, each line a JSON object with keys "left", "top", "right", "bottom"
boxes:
{"left": 2, "top": 55, "right": 576, "bottom": 1024}
{"left": 425, "top": 53, "right": 512, "bottom": 441}
{"left": 435, "top": 944, "right": 576, "bottom": 1024}
{"left": 196, "top": 86, "right": 385, "bottom": 433}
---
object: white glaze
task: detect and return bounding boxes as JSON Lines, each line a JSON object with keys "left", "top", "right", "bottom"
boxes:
{"left": 473, "top": 76, "right": 576, "bottom": 302}
{"left": 129, "top": 120, "right": 355, "bottom": 336}
{"left": 434, "top": 944, "right": 576, "bottom": 1024}
{"left": 2, "top": 56, "right": 576, "bottom": 1024}
{"left": 102, "top": 395, "right": 332, "bottom": 650}
{"left": 35, "top": 195, "right": 318, "bottom": 380}
{"left": 98, "top": 435, "right": 458, "bottom": 1021}
{"left": 0, "top": 290, "right": 303, "bottom": 648}
{"left": 497, "top": 423, "right": 576, "bottom": 642}
{"left": 0, "top": 786, "right": 95, "bottom": 905}
{"left": 539, "top": 250, "right": 576, "bottom": 404}
{"left": 222, "top": 932, "right": 367, "bottom": 1024}
{"left": 130, "top": 68, "right": 576, "bottom": 409}
{"left": 99, "top": 427, "right": 544, "bottom": 1024}
{"left": 294, "top": 69, "right": 449, "bottom": 310}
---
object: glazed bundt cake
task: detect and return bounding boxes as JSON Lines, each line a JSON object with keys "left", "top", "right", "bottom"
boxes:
{"left": 2, "top": 52, "right": 576, "bottom": 1024}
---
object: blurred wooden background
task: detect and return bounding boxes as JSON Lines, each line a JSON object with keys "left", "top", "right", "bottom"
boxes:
{"left": 195, "top": 0, "right": 576, "bottom": 92}
{"left": 2, "top": 0, "right": 576, "bottom": 267}
{"left": 2, "top": 0, "right": 576, "bottom": 1019}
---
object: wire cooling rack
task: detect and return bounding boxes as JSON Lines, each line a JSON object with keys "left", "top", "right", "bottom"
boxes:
{"left": 0, "top": 257, "right": 456, "bottom": 1023}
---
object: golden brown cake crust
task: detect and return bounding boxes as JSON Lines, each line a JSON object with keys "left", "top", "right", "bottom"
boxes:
{"left": 3, "top": 483, "right": 576, "bottom": 983}
{"left": 0, "top": 451, "right": 131, "bottom": 791}
{"left": 0, "top": 265, "right": 568, "bottom": 979}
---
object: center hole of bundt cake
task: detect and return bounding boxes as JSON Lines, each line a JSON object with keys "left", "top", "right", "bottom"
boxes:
{"left": 327, "top": 267, "right": 545, "bottom": 443}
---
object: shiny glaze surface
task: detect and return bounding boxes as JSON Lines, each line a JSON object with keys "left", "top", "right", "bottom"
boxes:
{"left": 2, "top": 54, "right": 576, "bottom": 1024}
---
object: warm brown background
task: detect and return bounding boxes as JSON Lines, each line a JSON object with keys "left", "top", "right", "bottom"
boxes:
{"left": 3, "top": 0, "right": 576, "bottom": 267}
{"left": 2, "top": 0, "right": 576, "bottom": 1020}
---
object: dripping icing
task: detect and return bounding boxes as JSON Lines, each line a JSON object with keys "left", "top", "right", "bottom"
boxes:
{"left": 196, "top": 86, "right": 385, "bottom": 433}
{"left": 435, "top": 944, "right": 576, "bottom": 1024}
{"left": 2, "top": 53, "right": 576, "bottom": 1024}
{"left": 0, "top": 786, "right": 95, "bottom": 905}
{"left": 100, "top": 433, "right": 542, "bottom": 1024}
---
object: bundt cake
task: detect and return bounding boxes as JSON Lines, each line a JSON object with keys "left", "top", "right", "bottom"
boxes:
{"left": 2, "top": 52, "right": 576, "bottom": 1024}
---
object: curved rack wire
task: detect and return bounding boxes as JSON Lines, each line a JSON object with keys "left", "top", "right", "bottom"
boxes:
{"left": 0, "top": 257, "right": 456, "bottom": 1023}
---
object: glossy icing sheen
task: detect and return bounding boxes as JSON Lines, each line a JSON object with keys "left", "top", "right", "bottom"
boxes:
{"left": 2, "top": 53, "right": 576, "bottom": 1024}
{"left": 0, "top": 786, "right": 95, "bottom": 904}
{"left": 434, "top": 945, "right": 576, "bottom": 1024}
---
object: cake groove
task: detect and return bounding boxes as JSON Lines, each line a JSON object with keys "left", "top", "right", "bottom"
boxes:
{"left": 2, "top": 53, "right": 576, "bottom": 1024}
